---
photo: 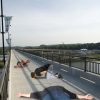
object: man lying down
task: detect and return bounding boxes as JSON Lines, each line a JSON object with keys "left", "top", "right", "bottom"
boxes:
{"left": 31, "top": 63, "right": 63, "bottom": 79}
{"left": 17, "top": 85, "right": 94, "bottom": 100}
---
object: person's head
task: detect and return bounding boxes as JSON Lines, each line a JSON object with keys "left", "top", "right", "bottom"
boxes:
{"left": 17, "top": 61, "right": 21, "bottom": 65}
{"left": 31, "top": 72, "right": 35, "bottom": 78}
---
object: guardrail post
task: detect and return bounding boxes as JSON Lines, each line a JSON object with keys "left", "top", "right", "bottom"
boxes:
{"left": 52, "top": 51, "right": 53, "bottom": 61}
{"left": 68, "top": 55, "right": 71, "bottom": 67}
{"left": 84, "top": 56, "right": 87, "bottom": 72}
{"left": 46, "top": 52, "right": 48, "bottom": 59}
{"left": 58, "top": 50, "right": 61, "bottom": 63}
{"left": 42, "top": 50, "right": 44, "bottom": 58}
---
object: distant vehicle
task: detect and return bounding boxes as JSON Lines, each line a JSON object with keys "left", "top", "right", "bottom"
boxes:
{"left": 80, "top": 49, "right": 88, "bottom": 55}
{"left": 80, "top": 49, "right": 88, "bottom": 51}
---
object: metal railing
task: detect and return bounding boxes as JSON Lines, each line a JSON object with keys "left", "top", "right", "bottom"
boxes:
{"left": 87, "top": 61, "right": 100, "bottom": 74}
{"left": 0, "top": 54, "right": 10, "bottom": 100}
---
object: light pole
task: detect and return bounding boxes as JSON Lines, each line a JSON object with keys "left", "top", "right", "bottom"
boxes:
{"left": 0, "top": 0, "right": 5, "bottom": 65}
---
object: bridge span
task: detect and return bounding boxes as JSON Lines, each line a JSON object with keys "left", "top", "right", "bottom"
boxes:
{"left": 5, "top": 50, "right": 100, "bottom": 100}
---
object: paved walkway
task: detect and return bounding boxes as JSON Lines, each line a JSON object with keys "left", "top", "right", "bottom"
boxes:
{"left": 8, "top": 50, "right": 91, "bottom": 100}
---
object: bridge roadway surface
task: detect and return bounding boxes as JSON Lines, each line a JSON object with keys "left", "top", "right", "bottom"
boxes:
{"left": 8, "top": 50, "right": 99, "bottom": 100}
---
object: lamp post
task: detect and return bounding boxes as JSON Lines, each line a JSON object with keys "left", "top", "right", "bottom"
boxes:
{"left": 0, "top": 0, "right": 5, "bottom": 65}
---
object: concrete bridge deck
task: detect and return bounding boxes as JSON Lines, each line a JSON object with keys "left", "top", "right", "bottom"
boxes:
{"left": 8, "top": 50, "right": 99, "bottom": 100}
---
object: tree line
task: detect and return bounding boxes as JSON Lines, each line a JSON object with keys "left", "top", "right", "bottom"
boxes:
{"left": 24, "top": 42, "right": 100, "bottom": 50}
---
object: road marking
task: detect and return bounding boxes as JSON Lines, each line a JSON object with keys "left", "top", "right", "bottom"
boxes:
{"left": 63, "top": 78, "right": 98, "bottom": 99}
{"left": 61, "top": 69, "right": 68, "bottom": 72}
{"left": 80, "top": 76, "right": 95, "bottom": 84}
{"left": 62, "top": 79, "right": 87, "bottom": 93}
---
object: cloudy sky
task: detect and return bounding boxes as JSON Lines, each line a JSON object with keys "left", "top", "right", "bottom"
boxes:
{"left": 0, "top": 0, "right": 100, "bottom": 46}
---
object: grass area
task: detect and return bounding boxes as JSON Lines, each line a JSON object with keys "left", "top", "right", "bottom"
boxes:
{"left": 90, "top": 54, "right": 100, "bottom": 58}
{"left": 0, "top": 61, "right": 4, "bottom": 69}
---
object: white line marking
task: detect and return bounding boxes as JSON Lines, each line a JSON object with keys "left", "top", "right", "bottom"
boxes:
{"left": 61, "top": 69, "right": 68, "bottom": 72}
{"left": 80, "top": 76, "right": 95, "bottom": 84}
{"left": 62, "top": 79, "right": 87, "bottom": 93}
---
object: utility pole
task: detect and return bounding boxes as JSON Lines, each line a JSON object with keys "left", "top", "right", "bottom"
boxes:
{"left": 1, "top": 0, "right": 5, "bottom": 65}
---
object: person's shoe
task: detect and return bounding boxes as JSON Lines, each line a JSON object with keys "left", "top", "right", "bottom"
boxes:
{"left": 57, "top": 74, "right": 63, "bottom": 79}
{"left": 55, "top": 73, "right": 59, "bottom": 75}
{"left": 54, "top": 73, "right": 63, "bottom": 79}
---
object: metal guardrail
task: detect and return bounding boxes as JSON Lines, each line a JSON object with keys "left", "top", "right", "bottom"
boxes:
{"left": 0, "top": 55, "right": 10, "bottom": 100}
{"left": 87, "top": 61, "right": 100, "bottom": 74}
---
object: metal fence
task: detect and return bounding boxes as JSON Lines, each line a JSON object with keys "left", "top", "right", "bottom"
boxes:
{"left": 0, "top": 55, "right": 10, "bottom": 100}
{"left": 87, "top": 61, "right": 100, "bottom": 74}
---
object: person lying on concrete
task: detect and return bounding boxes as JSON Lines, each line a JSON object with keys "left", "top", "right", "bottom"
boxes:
{"left": 14, "top": 61, "right": 23, "bottom": 68}
{"left": 21, "top": 59, "right": 30, "bottom": 66}
{"left": 31, "top": 63, "right": 52, "bottom": 78}
{"left": 17, "top": 86, "right": 94, "bottom": 100}
{"left": 30, "top": 63, "right": 63, "bottom": 79}
{"left": 14, "top": 59, "right": 30, "bottom": 68}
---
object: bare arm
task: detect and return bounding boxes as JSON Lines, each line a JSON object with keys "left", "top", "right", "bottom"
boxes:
{"left": 17, "top": 93, "right": 30, "bottom": 98}
{"left": 17, "top": 91, "right": 41, "bottom": 99}
{"left": 63, "top": 87, "right": 94, "bottom": 100}
{"left": 77, "top": 94, "right": 94, "bottom": 100}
